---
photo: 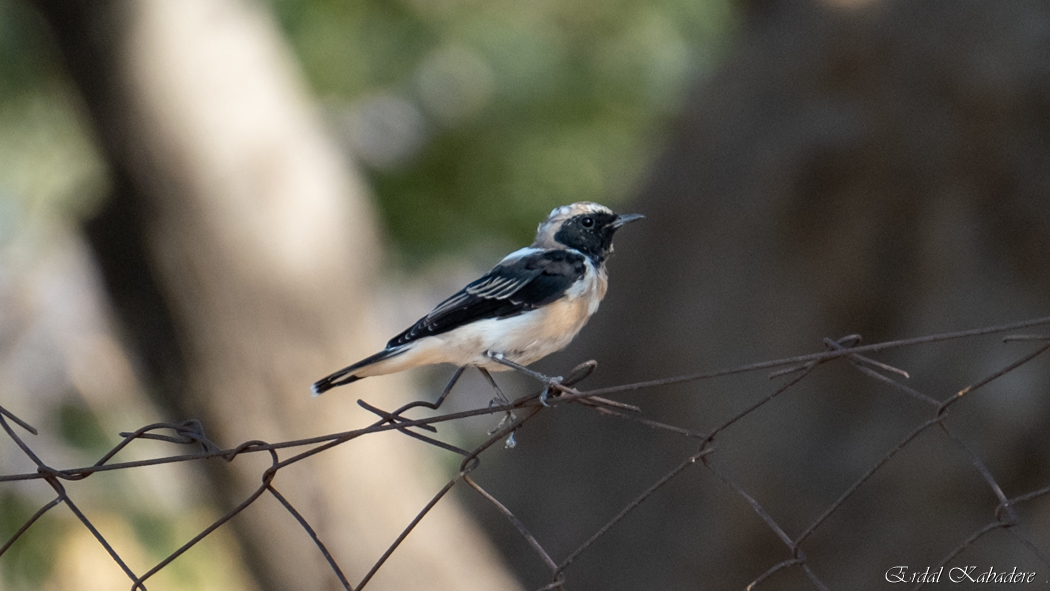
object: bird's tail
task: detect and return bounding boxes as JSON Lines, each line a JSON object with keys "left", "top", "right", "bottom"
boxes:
{"left": 311, "top": 347, "right": 408, "bottom": 396}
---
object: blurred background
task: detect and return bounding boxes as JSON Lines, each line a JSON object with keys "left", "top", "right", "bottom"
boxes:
{"left": 2, "top": 0, "right": 1049, "bottom": 590}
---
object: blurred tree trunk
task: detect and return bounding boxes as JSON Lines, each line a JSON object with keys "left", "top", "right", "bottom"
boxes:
{"left": 483, "top": 0, "right": 1050, "bottom": 589}
{"left": 31, "top": 1, "right": 521, "bottom": 590}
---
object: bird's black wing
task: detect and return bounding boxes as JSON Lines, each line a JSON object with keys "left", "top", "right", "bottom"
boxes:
{"left": 386, "top": 249, "right": 587, "bottom": 347}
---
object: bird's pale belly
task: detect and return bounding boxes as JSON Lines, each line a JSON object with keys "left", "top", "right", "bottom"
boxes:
{"left": 405, "top": 287, "right": 596, "bottom": 369}
{"left": 353, "top": 269, "right": 607, "bottom": 378}
{"left": 434, "top": 293, "right": 598, "bottom": 370}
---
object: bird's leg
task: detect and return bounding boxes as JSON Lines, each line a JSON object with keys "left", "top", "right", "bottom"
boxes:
{"left": 478, "top": 367, "right": 517, "bottom": 439}
{"left": 485, "top": 352, "right": 564, "bottom": 407}
{"left": 486, "top": 352, "right": 551, "bottom": 381}
{"left": 477, "top": 367, "right": 510, "bottom": 407}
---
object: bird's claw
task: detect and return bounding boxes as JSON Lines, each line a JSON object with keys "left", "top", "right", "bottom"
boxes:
{"left": 487, "top": 399, "right": 517, "bottom": 435}
{"left": 539, "top": 376, "right": 564, "bottom": 407}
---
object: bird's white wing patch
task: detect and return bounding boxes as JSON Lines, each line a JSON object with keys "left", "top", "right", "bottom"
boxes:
{"left": 498, "top": 247, "right": 543, "bottom": 263}
{"left": 468, "top": 276, "right": 523, "bottom": 299}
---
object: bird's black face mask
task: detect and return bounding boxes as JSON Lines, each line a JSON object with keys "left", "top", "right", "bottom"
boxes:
{"left": 553, "top": 212, "right": 622, "bottom": 264}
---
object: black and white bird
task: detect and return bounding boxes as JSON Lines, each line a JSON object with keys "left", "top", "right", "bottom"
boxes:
{"left": 311, "top": 202, "right": 642, "bottom": 397}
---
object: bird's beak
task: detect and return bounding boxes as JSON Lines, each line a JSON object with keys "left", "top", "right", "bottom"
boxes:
{"left": 610, "top": 213, "right": 645, "bottom": 228}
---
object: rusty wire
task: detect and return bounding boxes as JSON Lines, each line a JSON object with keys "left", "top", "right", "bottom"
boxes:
{"left": 3, "top": 315, "right": 1050, "bottom": 590}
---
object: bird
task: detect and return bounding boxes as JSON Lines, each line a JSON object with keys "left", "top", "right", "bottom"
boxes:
{"left": 311, "top": 201, "right": 643, "bottom": 400}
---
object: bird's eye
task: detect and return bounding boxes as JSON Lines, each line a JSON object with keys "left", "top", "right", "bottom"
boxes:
{"left": 581, "top": 216, "right": 595, "bottom": 228}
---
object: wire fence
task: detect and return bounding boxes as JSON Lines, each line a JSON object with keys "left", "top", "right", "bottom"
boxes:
{"left": 3, "top": 316, "right": 1050, "bottom": 590}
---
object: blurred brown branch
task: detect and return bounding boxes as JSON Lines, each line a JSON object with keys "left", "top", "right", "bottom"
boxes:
{"left": 27, "top": 1, "right": 520, "bottom": 589}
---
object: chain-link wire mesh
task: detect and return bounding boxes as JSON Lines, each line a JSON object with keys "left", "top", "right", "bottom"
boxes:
{"left": 3, "top": 316, "right": 1050, "bottom": 590}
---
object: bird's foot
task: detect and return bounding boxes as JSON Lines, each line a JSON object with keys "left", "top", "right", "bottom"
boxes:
{"left": 489, "top": 411, "right": 519, "bottom": 448}
{"left": 539, "top": 375, "right": 564, "bottom": 407}
{"left": 487, "top": 399, "right": 518, "bottom": 435}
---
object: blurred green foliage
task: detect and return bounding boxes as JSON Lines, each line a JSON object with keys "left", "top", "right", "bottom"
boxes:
{"left": 0, "top": 0, "right": 738, "bottom": 259}
{"left": 271, "top": 0, "right": 738, "bottom": 261}
{"left": 56, "top": 401, "right": 111, "bottom": 454}
{"left": 0, "top": 490, "right": 64, "bottom": 590}
{"left": 0, "top": 1, "right": 109, "bottom": 244}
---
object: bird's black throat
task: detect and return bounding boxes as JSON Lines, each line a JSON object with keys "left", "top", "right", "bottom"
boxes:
{"left": 553, "top": 212, "right": 620, "bottom": 264}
